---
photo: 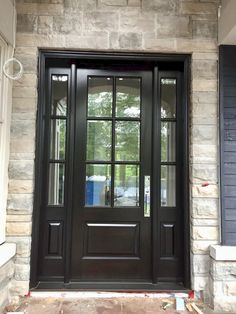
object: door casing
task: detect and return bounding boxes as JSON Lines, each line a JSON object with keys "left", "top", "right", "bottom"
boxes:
{"left": 30, "top": 50, "right": 191, "bottom": 290}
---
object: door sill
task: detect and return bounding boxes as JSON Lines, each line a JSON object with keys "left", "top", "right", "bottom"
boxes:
{"left": 32, "top": 281, "right": 188, "bottom": 291}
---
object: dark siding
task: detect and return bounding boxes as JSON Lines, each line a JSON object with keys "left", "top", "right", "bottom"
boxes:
{"left": 220, "top": 45, "right": 236, "bottom": 245}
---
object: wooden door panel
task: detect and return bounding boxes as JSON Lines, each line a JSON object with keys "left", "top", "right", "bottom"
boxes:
{"left": 83, "top": 222, "right": 140, "bottom": 257}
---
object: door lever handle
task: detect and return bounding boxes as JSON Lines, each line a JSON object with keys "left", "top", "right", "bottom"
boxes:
{"left": 144, "top": 175, "right": 150, "bottom": 217}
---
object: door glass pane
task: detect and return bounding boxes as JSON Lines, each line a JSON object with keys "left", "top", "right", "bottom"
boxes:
{"left": 115, "top": 121, "right": 140, "bottom": 161}
{"left": 87, "top": 120, "right": 112, "bottom": 161}
{"left": 51, "top": 75, "right": 68, "bottom": 116}
{"left": 88, "top": 77, "right": 113, "bottom": 117}
{"left": 161, "top": 165, "right": 176, "bottom": 207}
{"left": 48, "top": 163, "right": 65, "bottom": 205}
{"left": 161, "top": 122, "right": 176, "bottom": 162}
{"left": 116, "top": 78, "right": 140, "bottom": 118}
{"left": 114, "top": 165, "right": 139, "bottom": 207}
{"left": 85, "top": 164, "right": 111, "bottom": 206}
{"left": 161, "top": 78, "right": 176, "bottom": 118}
{"left": 50, "top": 119, "right": 66, "bottom": 160}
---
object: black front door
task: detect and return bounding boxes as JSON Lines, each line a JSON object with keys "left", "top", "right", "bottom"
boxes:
{"left": 71, "top": 69, "right": 152, "bottom": 282}
{"left": 33, "top": 56, "right": 187, "bottom": 289}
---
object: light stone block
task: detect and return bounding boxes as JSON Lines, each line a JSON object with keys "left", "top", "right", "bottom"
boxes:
{"left": 13, "top": 87, "right": 37, "bottom": 98}
{"left": 17, "top": 14, "right": 38, "bottom": 33}
{"left": 193, "top": 20, "right": 217, "bottom": 39}
{"left": 191, "top": 198, "right": 218, "bottom": 219}
{"left": 16, "top": 3, "right": 64, "bottom": 15}
{"left": 110, "top": 32, "right": 142, "bottom": 49}
{"left": 9, "top": 160, "right": 34, "bottom": 180}
{"left": 11, "top": 121, "right": 35, "bottom": 139}
{"left": 180, "top": 2, "right": 217, "bottom": 15}
{"left": 142, "top": 0, "right": 178, "bottom": 14}
{"left": 37, "top": 16, "right": 53, "bottom": 35}
{"left": 10, "top": 139, "right": 35, "bottom": 154}
{"left": 6, "top": 222, "right": 32, "bottom": 236}
{"left": 192, "top": 184, "right": 218, "bottom": 198}
{"left": 14, "top": 264, "right": 30, "bottom": 281}
{"left": 156, "top": 16, "right": 191, "bottom": 38}
{"left": 213, "top": 297, "right": 236, "bottom": 312}
{"left": 192, "top": 254, "right": 210, "bottom": 274}
{"left": 192, "top": 240, "right": 218, "bottom": 254}
{"left": 192, "top": 125, "right": 217, "bottom": 144}
{"left": 128, "top": 0, "right": 141, "bottom": 6}
{"left": 9, "top": 279, "right": 29, "bottom": 297}
{"left": 13, "top": 74, "right": 37, "bottom": 87}
{"left": 7, "top": 237, "right": 31, "bottom": 258}
{"left": 84, "top": 12, "right": 119, "bottom": 31}
{"left": 8, "top": 180, "right": 34, "bottom": 194}
{"left": 192, "top": 226, "right": 219, "bottom": 240}
{"left": 120, "top": 12, "right": 155, "bottom": 33}
{"left": 192, "top": 79, "right": 217, "bottom": 92}
{"left": 191, "top": 164, "right": 217, "bottom": 184}
{"left": 7, "top": 194, "right": 33, "bottom": 214}
{"left": 192, "top": 59, "right": 217, "bottom": 79}
{"left": 210, "top": 245, "right": 236, "bottom": 261}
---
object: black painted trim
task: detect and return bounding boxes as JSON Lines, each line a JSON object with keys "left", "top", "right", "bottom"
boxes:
{"left": 30, "top": 50, "right": 191, "bottom": 290}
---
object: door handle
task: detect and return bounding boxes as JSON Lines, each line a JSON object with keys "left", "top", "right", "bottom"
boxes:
{"left": 144, "top": 175, "right": 150, "bottom": 217}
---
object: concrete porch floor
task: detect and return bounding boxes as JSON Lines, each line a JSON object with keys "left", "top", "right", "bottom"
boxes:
{"left": 4, "top": 292, "right": 217, "bottom": 314}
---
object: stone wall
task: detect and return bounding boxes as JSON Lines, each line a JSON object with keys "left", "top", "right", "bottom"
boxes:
{"left": 8, "top": 0, "right": 219, "bottom": 304}
{"left": 0, "top": 259, "right": 15, "bottom": 313}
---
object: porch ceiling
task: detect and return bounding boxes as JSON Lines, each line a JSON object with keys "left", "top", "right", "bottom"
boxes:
{"left": 219, "top": 0, "right": 236, "bottom": 45}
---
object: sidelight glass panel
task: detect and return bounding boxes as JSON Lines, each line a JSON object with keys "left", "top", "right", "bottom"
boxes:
{"left": 87, "top": 120, "right": 112, "bottom": 161}
{"left": 114, "top": 165, "right": 139, "bottom": 207}
{"left": 161, "top": 122, "right": 176, "bottom": 162}
{"left": 50, "top": 119, "right": 66, "bottom": 160}
{"left": 161, "top": 78, "right": 176, "bottom": 118}
{"left": 88, "top": 77, "right": 113, "bottom": 117}
{"left": 115, "top": 121, "right": 140, "bottom": 161}
{"left": 161, "top": 165, "right": 176, "bottom": 207}
{"left": 51, "top": 75, "right": 68, "bottom": 116}
{"left": 48, "top": 163, "right": 65, "bottom": 205}
{"left": 116, "top": 78, "right": 141, "bottom": 118}
{"left": 85, "top": 164, "right": 111, "bottom": 206}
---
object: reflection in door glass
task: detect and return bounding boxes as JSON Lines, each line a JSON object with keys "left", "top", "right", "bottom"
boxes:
{"left": 88, "top": 77, "right": 113, "bottom": 117}
{"left": 114, "top": 165, "right": 139, "bottom": 207}
{"left": 161, "top": 165, "right": 176, "bottom": 207}
{"left": 87, "top": 120, "right": 112, "bottom": 161}
{"left": 48, "top": 163, "right": 65, "bottom": 205}
{"left": 85, "top": 164, "right": 111, "bottom": 206}
{"left": 161, "top": 78, "right": 176, "bottom": 118}
{"left": 161, "top": 122, "right": 176, "bottom": 162}
{"left": 115, "top": 121, "right": 140, "bottom": 161}
{"left": 116, "top": 78, "right": 141, "bottom": 117}
{"left": 51, "top": 75, "right": 68, "bottom": 116}
{"left": 50, "top": 119, "right": 66, "bottom": 160}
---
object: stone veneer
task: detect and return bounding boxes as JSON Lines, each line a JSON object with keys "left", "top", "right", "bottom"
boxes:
{"left": 7, "top": 0, "right": 221, "bottom": 308}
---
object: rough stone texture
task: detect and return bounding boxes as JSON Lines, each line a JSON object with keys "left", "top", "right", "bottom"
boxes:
{"left": 0, "top": 259, "right": 15, "bottom": 312}
{"left": 7, "top": 0, "right": 221, "bottom": 308}
{"left": 210, "top": 258, "right": 236, "bottom": 312}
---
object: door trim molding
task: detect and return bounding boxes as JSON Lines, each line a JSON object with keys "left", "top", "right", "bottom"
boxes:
{"left": 30, "top": 50, "right": 191, "bottom": 290}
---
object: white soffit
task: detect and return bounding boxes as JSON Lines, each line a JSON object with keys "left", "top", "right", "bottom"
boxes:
{"left": 0, "top": 0, "right": 15, "bottom": 46}
{"left": 219, "top": 0, "right": 236, "bottom": 45}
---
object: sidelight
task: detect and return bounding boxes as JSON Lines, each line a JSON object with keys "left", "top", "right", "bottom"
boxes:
{"left": 161, "top": 78, "right": 176, "bottom": 118}
{"left": 48, "top": 163, "right": 65, "bottom": 205}
{"left": 51, "top": 75, "right": 68, "bottom": 116}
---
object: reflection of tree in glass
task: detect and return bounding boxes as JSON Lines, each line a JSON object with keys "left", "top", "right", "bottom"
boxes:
{"left": 116, "top": 93, "right": 140, "bottom": 117}
{"left": 115, "top": 121, "right": 140, "bottom": 161}
{"left": 87, "top": 121, "right": 112, "bottom": 161}
{"left": 88, "top": 92, "right": 112, "bottom": 117}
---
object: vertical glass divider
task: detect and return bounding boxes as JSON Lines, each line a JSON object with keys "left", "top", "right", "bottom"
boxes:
{"left": 111, "top": 76, "right": 116, "bottom": 207}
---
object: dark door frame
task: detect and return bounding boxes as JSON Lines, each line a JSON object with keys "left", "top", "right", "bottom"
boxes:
{"left": 30, "top": 50, "right": 191, "bottom": 290}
